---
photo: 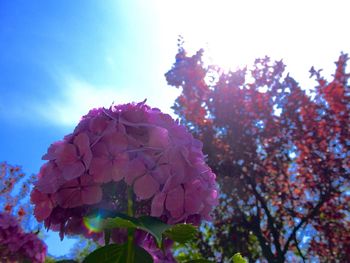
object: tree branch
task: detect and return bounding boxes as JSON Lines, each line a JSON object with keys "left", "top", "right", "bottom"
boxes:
{"left": 294, "top": 235, "right": 306, "bottom": 263}
{"left": 282, "top": 194, "right": 327, "bottom": 255}
{"left": 246, "top": 176, "right": 283, "bottom": 257}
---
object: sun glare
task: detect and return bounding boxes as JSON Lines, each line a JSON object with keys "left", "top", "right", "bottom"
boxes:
{"left": 156, "top": 0, "right": 350, "bottom": 77}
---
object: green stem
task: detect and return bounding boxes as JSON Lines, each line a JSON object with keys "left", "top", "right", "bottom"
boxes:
{"left": 128, "top": 186, "right": 134, "bottom": 217}
{"left": 126, "top": 187, "right": 134, "bottom": 263}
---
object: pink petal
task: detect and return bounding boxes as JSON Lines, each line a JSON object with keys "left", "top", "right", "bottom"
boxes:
{"left": 56, "top": 187, "right": 82, "bottom": 208}
{"left": 148, "top": 127, "right": 170, "bottom": 148}
{"left": 163, "top": 173, "right": 183, "bottom": 192}
{"left": 103, "top": 132, "right": 128, "bottom": 153}
{"left": 56, "top": 144, "right": 78, "bottom": 165}
{"left": 134, "top": 174, "right": 160, "bottom": 200}
{"left": 206, "top": 190, "right": 218, "bottom": 206}
{"left": 165, "top": 186, "right": 184, "bottom": 218}
{"left": 34, "top": 202, "right": 53, "bottom": 221}
{"left": 91, "top": 142, "right": 108, "bottom": 157}
{"left": 31, "top": 190, "right": 54, "bottom": 221}
{"left": 89, "top": 157, "right": 109, "bottom": 182}
{"left": 74, "top": 133, "right": 90, "bottom": 153}
{"left": 36, "top": 162, "right": 65, "bottom": 193}
{"left": 42, "top": 142, "right": 63, "bottom": 160}
{"left": 89, "top": 115, "right": 109, "bottom": 134}
{"left": 62, "top": 162, "right": 85, "bottom": 181}
{"left": 184, "top": 193, "right": 202, "bottom": 214}
{"left": 151, "top": 192, "right": 166, "bottom": 217}
{"left": 123, "top": 158, "right": 146, "bottom": 185}
{"left": 82, "top": 185, "right": 102, "bottom": 205}
{"left": 111, "top": 160, "right": 126, "bottom": 182}
{"left": 74, "top": 132, "right": 92, "bottom": 167}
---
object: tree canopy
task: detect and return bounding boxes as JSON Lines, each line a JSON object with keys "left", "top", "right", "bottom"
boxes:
{"left": 165, "top": 43, "right": 350, "bottom": 262}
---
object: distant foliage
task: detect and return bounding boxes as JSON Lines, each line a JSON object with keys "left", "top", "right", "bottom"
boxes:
{"left": 0, "top": 162, "right": 37, "bottom": 231}
{"left": 0, "top": 212, "right": 47, "bottom": 262}
{"left": 166, "top": 42, "right": 350, "bottom": 262}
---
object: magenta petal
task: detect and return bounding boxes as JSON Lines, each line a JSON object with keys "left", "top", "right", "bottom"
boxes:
{"left": 74, "top": 132, "right": 92, "bottom": 167}
{"left": 31, "top": 190, "right": 54, "bottom": 221}
{"left": 83, "top": 150, "right": 93, "bottom": 169}
{"left": 151, "top": 192, "right": 166, "bottom": 217}
{"left": 111, "top": 161, "right": 126, "bottom": 182}
{"left": 90, "top": 157, "right": 109, "bottom": 182}
{"left": 36, "top": 162, "right": 65, "bottom": 193}
{"left": 89, "top": 116, "right": 108, "bottom": 134}
{"left": 206, "top": 190, "right": 218, "bottom": 205}
{"left": 134, "top": 174, "right": 160, "bottom": 200}
{"left": 124, "top": 159, "right": 146, "bottom": 185}
{"left": 82, "top": 186, "right": 102, "bottom": 205}
{"left": 62, "top": 162, "right": 85, "bottom": 180}
{"left": 56, "top": 187, "right": 81, "bottom": 208}
{"left": 163, "top": 173, "right": 183, "bottom": 192}
{"left": 184, "top": 193, "right": 202, "bottom": 214}
{"left": 91, "top": 142, "right": 108, "bottom": 157}
{"left": 74, "top": 133, "right": 90, "bottom": 153}
{"left": 165, "top": 186, "right": 184, "bottom": 218}
{"left": 148, "top": 127, "right": 170, "bottom": 148}
{"left": 151, "top": 164, "right": 171, "bottom": 185}
{"left": 104, "top": 132, "right": 128, "bottom": 152}
{"left": 42, "top": 142, "right": 63, "bottom": 160}
{"left": 56, "top": 144, "right": 78, "bottom": 164}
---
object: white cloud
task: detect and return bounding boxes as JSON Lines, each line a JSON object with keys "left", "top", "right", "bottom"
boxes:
{"left": 34, "top": 74, "right": 179, "bottom": 127}
{"left": 35, "top": 75, "right": 142, "bottom": 127}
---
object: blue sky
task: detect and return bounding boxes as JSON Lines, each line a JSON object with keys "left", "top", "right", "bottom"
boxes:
{"left": 0, "top": 0, "right": 349, "bottom": 258}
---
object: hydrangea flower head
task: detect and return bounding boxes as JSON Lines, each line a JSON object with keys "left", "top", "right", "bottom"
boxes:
{"left": 31, "top": 101, "right": 218, "bottom": 241}
{"left": 0, "top": 212, "right": 47, "bottom": 263}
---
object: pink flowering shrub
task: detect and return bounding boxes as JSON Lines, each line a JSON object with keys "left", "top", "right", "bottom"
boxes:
{"left": 31, "top": 101, "right": 218, "bottom": 259}
{"left": 0, "top": 212, "right": 47, "bottom": 263}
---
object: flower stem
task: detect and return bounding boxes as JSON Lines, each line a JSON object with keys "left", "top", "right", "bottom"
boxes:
{"left": 127, "top": 186, "right": 134, "bottom": 217}
{"left": 126, "top": 187, "right": 134, "bottom": 263}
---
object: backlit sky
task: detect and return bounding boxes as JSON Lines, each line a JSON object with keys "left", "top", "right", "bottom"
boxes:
{"left": 0, "top": 0, "right": 349, "bottom": 257}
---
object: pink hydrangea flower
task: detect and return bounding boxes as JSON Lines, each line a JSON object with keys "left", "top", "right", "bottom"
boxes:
{"left": 31, "top": 101, "right": 218, "bottom": 254}
{"left": 55, "top": 174, "right": 102, "bottom": 208}
{"left": 43, "top": 133, "right": 92, "bottom": 181}
{"left": 0, "top": 212, "right": 47, "bottom": 263}
{"left": 89, "top": 131, "right": 129, "bottom": 183}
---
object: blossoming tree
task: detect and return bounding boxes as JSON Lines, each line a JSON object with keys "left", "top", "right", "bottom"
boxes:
{"left": 165, "top": 43, "right": 350, "bottom": 262}
{"left": 0, "top": 163, "right": 47, "bottom": 262}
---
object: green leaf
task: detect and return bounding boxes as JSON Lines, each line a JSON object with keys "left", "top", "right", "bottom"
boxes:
{"left": 133, "top": 244, "right": 154, "bottom": 263}
{"left": 103, "top": 216, "right": 138, "bottom": 230}
{"left": 82, "top": 243, "right": 153, "bottom": 263}
{"left": 230, "top": 253, "right": 247, "bottom": 263}
{"left": 184, "top": 260, "right": 214, "bottom": 263}
{"left": 102, "top": 215, "right": 171, "bottom": 247}
{"left": 164, "top": 224, "right": 197, "bottom": 243}
{"left": 82, "top": 244, "right": 124, "bottom": 263}
{"left": 136, "top": 216, "right": 172, "bottom": 246}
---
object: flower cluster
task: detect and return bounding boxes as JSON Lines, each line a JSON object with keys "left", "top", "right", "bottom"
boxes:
{"left": 0, "top": 212, "right": 47, "bottom": 263}
{"left": 31, "top": 101, "right": 218, "bottom": 242}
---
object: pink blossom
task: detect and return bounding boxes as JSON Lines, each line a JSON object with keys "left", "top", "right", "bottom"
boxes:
{"left": 0, "top": 212, "right": 47, "bottom": 263}
{"left": 31, "top": 101, "right": 218, "bottom": 255}
{"left": 56, "top": 174, "right": 102, "bottom": 208}
{"left": 134, "top": 173, "right": 160, "bottom": 200}
{"left": 90, "top": 131, "right": 129, "bottom": 182}
{"left": 165, "top": 185, "right": 185, "bottom": 218}
{"left": 151, "top": 192, "right": 167, "bottom": 217}
{"left": 35, "top": 161, "right": 65, "bottom": 194}
{"left": 30, "top": 189, "right": 55, "bottom": 221}
{"left": 43, "top": 133, "right": 92, "bottom": 181}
